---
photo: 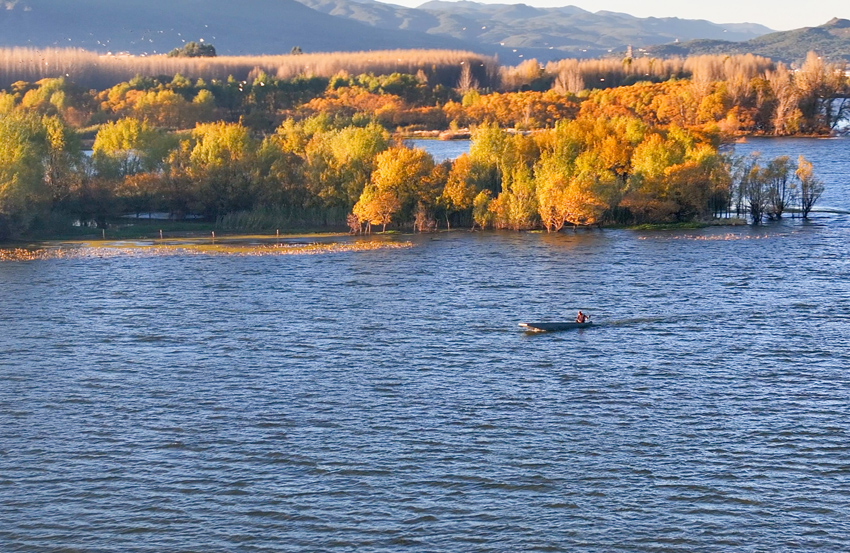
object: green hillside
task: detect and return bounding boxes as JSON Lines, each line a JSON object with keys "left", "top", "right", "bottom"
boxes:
{"left": 648, "top": 18, "right": 850, "bottom": 63}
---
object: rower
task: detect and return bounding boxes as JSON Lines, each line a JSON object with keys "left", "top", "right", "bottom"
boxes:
{"left": 576, "top": 310, "right": 588, "bottom": 323}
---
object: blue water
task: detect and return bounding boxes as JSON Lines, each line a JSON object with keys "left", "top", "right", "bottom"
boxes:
{"left": 407, "top": 138, "right": 471, "bottom": 163}
{"left": 2, "top": 138, "right": 850, "bottom": 551}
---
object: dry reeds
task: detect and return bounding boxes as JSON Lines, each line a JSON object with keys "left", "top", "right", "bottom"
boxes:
{"left": 501, "top": 54, "right": 776, "bottom": 93}
{"left": 0, "top": 47, "right": 499, "bottom": 90}
{"left": 544, "top": 57, "right": 689, "bottom": 91}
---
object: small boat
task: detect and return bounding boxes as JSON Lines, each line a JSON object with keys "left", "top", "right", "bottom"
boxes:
{"left": 519, "top": 321, "right": 593, "bottom": 332}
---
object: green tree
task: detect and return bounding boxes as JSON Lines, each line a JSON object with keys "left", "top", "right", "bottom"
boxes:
{"left": 192, "top": 89, "right": 217, "bottom": 122}
{"left": 0, "top": 111, "right": 48, "bottom": 236}
{"left": 764, "top": 155, "right": 794, "bottom": 219}
{"left": 92, "top": 117, "right": 172, "bottom": 177}
{"left": 168, "top": 41, "right": 217, "bottom": 58}
{"left": 189, "top": 122, "right": 257, "bottom": 218}
{"left": 0, "top": 111, "right": 82, "bottom": 237}
{"left": 302, "top": 122, "right": 388, "bottom": 212}
{"left": 740, "top": 155, "right": 768, "bottom": 224}
{"left": 42, "top": 115, "right": 81, "bottom": 210}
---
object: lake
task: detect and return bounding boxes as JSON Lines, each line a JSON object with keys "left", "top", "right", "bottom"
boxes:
{"left": 407, "top": 138, "right": 471, "bottom": 163}
{"left": 2, "top": 137, "right": 850, "bottom": 551}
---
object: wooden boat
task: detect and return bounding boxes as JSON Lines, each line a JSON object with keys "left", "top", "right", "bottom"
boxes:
{"left": 519, "top": 321, "right": 593, "bottom": 332}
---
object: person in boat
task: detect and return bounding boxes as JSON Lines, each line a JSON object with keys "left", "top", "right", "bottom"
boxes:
{"left": 576, "top": 310, "right": 588, "bottom": 323}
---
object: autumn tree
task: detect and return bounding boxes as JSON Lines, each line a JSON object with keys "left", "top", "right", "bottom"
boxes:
{"left": 491, "top": 166, "right": 537, "bottom": 230}
{"left": 133, "top": 89, "right": 193, "bottom": 128}
{"left": 352, "top": 183, "right": 399, "bottom": 232}
{"left": 440, "top": 153, "right": 491, "bottom": 228}
{"left": 796, "top": 155, "right": 824, "bottom": 219}
{"left": 19, "top": 77, "right": 94, "bottom": 127}
{"left": 456, "top": 62, "right": 479, "bottom": 95}
{"left": 534, "top": 162, "right": 570, "bottom": 232}
{"left": 562, "top": 175, "right": 608, "bottom": 227}
{"left": 766, "top": 65, "right": 802, "bottom": 135}
{"left": 351, "top": 145, "right": 435, "bottom": 231}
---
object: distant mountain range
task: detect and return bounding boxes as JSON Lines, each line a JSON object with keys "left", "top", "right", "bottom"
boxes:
{"left": 0, "top": 0, "right": 474, "bottom": 56}
{"left": 1, "top": 0, "right": 840, "bottom": 66}
{"left": 647, "top": 18, "right": 850, "bottom": 64}
{"left": 296, "top": 0, "right": 774, "bottom": 62}
{"left": 0, "top": 0, "right": 773, "bottom": 63}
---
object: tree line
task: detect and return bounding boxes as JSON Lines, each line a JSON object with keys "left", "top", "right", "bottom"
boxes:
{"left": 0, "top": 109, "right": 823, "bottom": 241}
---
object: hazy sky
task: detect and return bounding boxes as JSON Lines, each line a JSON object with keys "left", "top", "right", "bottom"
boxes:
{"left": 397, "top": 0, "right": 849, "bottom": 31}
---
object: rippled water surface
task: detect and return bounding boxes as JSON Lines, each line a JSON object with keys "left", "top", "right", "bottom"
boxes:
{"left": 2, "top": 139, "right": 850, "bottom": 551}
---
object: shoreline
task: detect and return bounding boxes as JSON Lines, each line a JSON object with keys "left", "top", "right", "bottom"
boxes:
{"left": 0, "top": 218, "right": 756, "bottom": 250}
{"left": 397, "top": 128, "right": 845, "bottom": 142}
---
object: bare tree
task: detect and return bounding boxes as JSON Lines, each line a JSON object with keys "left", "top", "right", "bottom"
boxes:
{"left": 739, "top": 155, "right": 768, "bottom": 224}
{"left": 764, "top": 156, "right": 793, "bottom": 219}
{"left": 552, "top": 60, "right": 585, "bottom": 94}
{"left": 346, "top": 212, "right": 362, "bottom": 234}
{"left": 796, "top": 52, "right": 848, "bottom": 132}
{"left": 766, "top": 65, "right": 800, "bottom": 135}
{"left": 413, "top": 202, "right": 437, "bottom": 233}
{"left": 456, "top": 62, "right": 479, "bottom": 95}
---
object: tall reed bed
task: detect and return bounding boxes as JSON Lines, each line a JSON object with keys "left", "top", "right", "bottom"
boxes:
{"left": 0, "top": 48, "right": 499, "bottom": 90}
{"left": 500, "top": 54, "right": 777, "bottom": 92}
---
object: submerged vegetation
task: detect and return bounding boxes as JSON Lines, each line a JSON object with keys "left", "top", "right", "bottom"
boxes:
{"left": 0, "top": 48, "right": 845, "bottom": 241}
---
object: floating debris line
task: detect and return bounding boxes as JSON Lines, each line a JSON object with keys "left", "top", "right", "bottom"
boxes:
{"left": 637, "top": 233, "right": 789, "bottom": 241}
{"left": 0, "top": 241, "right": 414, "bottom": 262}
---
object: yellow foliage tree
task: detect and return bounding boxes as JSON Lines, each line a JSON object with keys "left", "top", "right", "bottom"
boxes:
{"left": 563, "top": 176, "right": 607, "bottom": 227}
{"left": 352, "top": 183, "right": 400, "bottom": 232}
